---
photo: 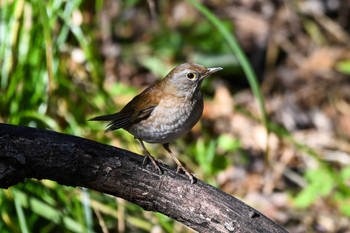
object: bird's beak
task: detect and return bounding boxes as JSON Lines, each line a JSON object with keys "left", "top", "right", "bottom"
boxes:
{"left": 203, "top": 67, "right": 223, "bottom": 78}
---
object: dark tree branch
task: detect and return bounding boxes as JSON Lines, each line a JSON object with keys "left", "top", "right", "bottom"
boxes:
{"left": 0, "top": 123, "right": 287, "bottom": 233}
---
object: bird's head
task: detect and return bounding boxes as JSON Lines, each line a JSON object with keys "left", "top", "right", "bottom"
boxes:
{"left": 162, "top": 63, "right": 223, "bottom": 98}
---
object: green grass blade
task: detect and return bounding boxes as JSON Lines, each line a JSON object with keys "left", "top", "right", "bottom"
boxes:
{"left": 12, "top": 190, "right": 29, "bottom": 233}
{"left": 81, "top": 188, "right": 93, "bottom": 233}
{"left": 38, "top": 1, "right": 55, "bottom": 93}
{"left": 10, "top": 110, "right": 60, "bottom": 130}
{"left": 12, "top": 189, "right": 84, "bottom": 233}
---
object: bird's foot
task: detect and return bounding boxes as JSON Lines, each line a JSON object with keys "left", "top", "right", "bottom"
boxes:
{"left": 176, "top": 165, "right": 196, "bottom": 184}
{"left": 142, "top": 154, "right": 163, "bottom": 175}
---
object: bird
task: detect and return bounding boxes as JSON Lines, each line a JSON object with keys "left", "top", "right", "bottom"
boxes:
{"left": 89, "top": 63, "right": 223, "bottom": 183}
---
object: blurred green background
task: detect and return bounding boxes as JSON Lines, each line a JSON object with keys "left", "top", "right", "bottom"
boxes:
{"left": 1, "top": 0, "right": 350, "bottom": 232}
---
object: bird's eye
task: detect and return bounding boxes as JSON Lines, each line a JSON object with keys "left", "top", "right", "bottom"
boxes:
{"left": 186, "top": 72, "right": 196, "bottom": 80}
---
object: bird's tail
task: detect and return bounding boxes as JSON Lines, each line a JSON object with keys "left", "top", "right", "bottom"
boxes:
{"left": 89, "top": 113, "right": 120, "bottom": 121}
{"left": 89, "top": 112, "right": 131, "bottom": 131}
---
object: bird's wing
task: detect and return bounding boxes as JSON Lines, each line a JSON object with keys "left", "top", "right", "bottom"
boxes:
{"left": 89, "top": 83, "right": 162, "bottom": 132}
{"left": 104, "top": 104, "right": 156, "bottom": 132}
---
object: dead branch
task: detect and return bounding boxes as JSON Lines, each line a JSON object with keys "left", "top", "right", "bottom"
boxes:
{"left": 0, "top": 123, "right": 287, "bottom": 233}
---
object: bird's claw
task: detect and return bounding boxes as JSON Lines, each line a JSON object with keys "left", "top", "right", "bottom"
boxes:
{"left": 176, "top": 165, "right": 196, "bottom": 184}
{"left": 143, "top": 155, "right": 163, "bottom": 175}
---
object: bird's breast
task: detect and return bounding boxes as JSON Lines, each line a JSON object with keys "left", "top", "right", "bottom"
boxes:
{"left": 126, "top": 94, "right": 203, "bottom": 144}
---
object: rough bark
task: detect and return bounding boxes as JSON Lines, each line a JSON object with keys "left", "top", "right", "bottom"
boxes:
{"left": 0, "top": 123, "right": 287, "bottom": 233}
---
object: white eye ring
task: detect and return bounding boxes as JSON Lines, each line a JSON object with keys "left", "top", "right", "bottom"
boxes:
{"left": 186, "top": 72, "right": 196, "bottom": 79}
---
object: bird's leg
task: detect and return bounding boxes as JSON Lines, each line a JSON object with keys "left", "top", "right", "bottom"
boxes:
{"left": 163, "top": 143, "right": 195, "bottom": 184}
{"left": 137, "top": 139, "right": 163, "bottom": 174}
